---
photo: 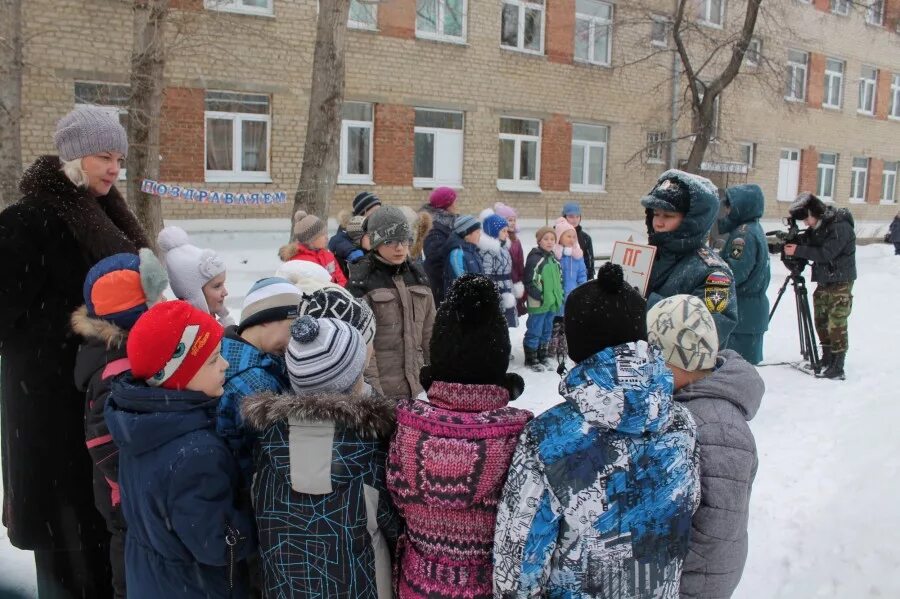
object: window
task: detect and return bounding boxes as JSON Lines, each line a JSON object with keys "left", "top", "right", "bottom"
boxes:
{"left": 823, "top": 58, "right": 844, "bottom": 109}
{"left": 858, "top": 65, "right": 877, "bottom": 115}
{"left": 889, "top": 74, "right": 900, "bottom": 119}
{"left": 349, "top": 0, "right": 377, "bottom": 29}
{"left": 816, "top": 153, "right": 838, "bottom": 202}
{"left": 417, "top": 0, "right": 466, "bottom": 42}
{"left": 882, "top": 161, "right": 897, "bottom": 203}
{"left": 574, "top": 0, "right": 613, "bottom": 66}
{"left": 414, "top": 109, "right": 464, "bottom": 188}
{"left": 740, "top": 142, "right": 756, "bottom": 168}
{"left": 75, "top": 82, "right": 130, "bottom": 180}
{"left": 570, "top": 124, "right": 608, "bottom": 192}
{"left": 778, "top": 148, "right": 800, "bottom": 201}
{"left": 785, "top": 50, "right": 808, "bottom": 101}
{"left": 339, "top": 102, "right": 374, "bottom": 185}
{"left": 830, "top": 0, "right": 849, "bottom": 15}
{"left": 204, "top": 0, "right": 272, "bottom": 17}
{"left": 650, "top": 15, "right": 669, "bottom": 48}
{"left": 866, "top": 0, "right": 884, "bottom": 25}
{"left": 501, "top": 0, "right": 545, "bottom": 54}
{"left": 745, "top": 38, "right": 761, "bottom": 67}
{"left": 849, "top": 157, "right": 869, "bottom": 202}
{"left": 699, "top": 0, "right": 724, "bottom": 27}
{"left": 497, "top": 117, "right": 541, "bottom": 191}
{"left": 205, "top": 92, "right": 270, "bottom": 182}
{"left": 646, "top": 131, "right": 665, "bottom": 163}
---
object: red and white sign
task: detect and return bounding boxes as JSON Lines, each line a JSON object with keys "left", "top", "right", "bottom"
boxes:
{"left": 610, "top": 241, "right": 657, "bottom": 296}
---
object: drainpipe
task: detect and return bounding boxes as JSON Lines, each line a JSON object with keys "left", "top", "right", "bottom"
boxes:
{"left": 668, "top": 10, "right": 680, "bottom": 170}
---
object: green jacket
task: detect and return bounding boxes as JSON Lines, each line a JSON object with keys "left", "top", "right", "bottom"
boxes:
{"left": 523, "top": 247, "right": 563, "bottom": 314}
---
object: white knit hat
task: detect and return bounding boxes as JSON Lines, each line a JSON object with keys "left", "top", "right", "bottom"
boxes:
{"left": 157, "top": 225, "right": 226, "bottom": 314}
{"left": 646, "top": 294, "right": 718, "bottom": 371}
{"left": 274, "top": 260, "right": 337, "bottom": 294}
{"left": 286, "top": 316, "right": 367, "bottom": 394}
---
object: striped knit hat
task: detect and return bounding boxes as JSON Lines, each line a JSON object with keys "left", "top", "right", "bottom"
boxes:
{"left": 453, "top": 214, "right": 481, "bottom": 237}
{"left": 286, "top": 316, "right": 367, "bottom": 394}
{"left": 352, "top": 191, "right": 381, "bottom": 216}
{"left": 238, "top": 277, "right": 302, "bottom": 333}
{"left": 298, "top": 286, "right": 376, "bottom": 344}
{"left": 292, "top": 210, "right": 328, "bottom": 245}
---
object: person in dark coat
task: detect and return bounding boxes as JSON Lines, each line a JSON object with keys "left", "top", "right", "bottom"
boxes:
{"left": 330, "top": 191, "right": 382, "bottom": 278}
{"left": 887, "top": 212, "right": 900, "bottom": 255}
{"left": 562, "top": 201, "right": 596, "bottom": 280}
{"left": 443, "top": 214, "right": 484, "bottom": 290}
{"left": 718, "top": 184, "right": 771, "bottom": 365}
{"left": 0, "top": 106, "right": 149, "bottom": 598}
{"left": 422, "top": 187, "right": 459, "bottom": 304}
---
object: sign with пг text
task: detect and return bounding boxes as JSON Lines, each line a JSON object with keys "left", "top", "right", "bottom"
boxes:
{"left": 610, "top": 241, "right": 656, "bottom": 297}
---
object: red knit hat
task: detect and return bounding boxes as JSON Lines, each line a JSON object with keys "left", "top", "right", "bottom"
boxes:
{"left": 127, "top": 300, "right": 224, "bottom": 390}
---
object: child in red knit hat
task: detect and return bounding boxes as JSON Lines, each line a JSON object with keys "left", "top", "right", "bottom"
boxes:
{"left": 104, "top": 300, "right": 256, "bottom": 598}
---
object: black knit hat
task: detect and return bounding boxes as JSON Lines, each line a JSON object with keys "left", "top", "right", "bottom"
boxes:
{"left": 565, "top": 263, "right": 647, "bottom": 363}
{"left": 352, "top": 191, "right": 381, "bottom": 216}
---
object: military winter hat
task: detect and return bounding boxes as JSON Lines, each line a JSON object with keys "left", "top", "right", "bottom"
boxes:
{"left": 790, "top": 192, "right": 827, "bottom": 220}
{"left": 641, "top": 176, "right": 692, "bottom": 214}
{"left": 54, "top": 106, "right": 128, "bottom": 161}
{"left": 286, "top": 316, "right": 367, "bottom": 394}
{"left": 127, "top": 300, "right": 224, "bottom": 390}
{"left": 646, "top": 294, "right": 718, "bottom": 371}
{"left": 238, "top": 277, "right": 302, "bottom": 333}
{"left": 453, "top": 214, "right": 481, "bottom": 237}
{"left": 298, "top": 286, "right": 376, "bottom": 344}
{"left": 352, "top": 191, "right": 382, "bottom": 216}
{"left": 292, "top": 211, "right": 328, "bottom": 245}
{"left": 565, "top": 263, "right": 647, "bottom": 363}
{"left": 367, "top": 205, "right": 412, "bottom": 248}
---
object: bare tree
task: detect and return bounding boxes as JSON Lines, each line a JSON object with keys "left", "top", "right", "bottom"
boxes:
{"left": 127, "top": 0, "right": 169, "bottom": 243}
{"left": 0, "top": 0, "right": 23, "bottom": 208}
{"left": 293, "top": 0, "right": 352, "bottom": 225}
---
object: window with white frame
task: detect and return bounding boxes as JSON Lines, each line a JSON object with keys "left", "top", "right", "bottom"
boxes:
{"left": 501, "top": 0, "right": 545, "bottom": 54}
{"left": 650, "top": 15, "right": 669, "bottom": 48}
{"left": 646, "top": 131, "right": 665, "bottom": 163}
{"left": 882, "top": 160, "right": 897, "bottom": 203}
{"left": 74, "top": 82, "right": 130, "bottom": 179}
{"left": 830, "top": 0, "right": 849, "bottom": 15}
{"left": 339, "top": 102, "right": 374, "bottom": 184}
{"left": 745, "top": 38, "right": 761, "bottom": 66}
{"left": 889, "top": 73, "right": 900, "bottom": 118}
{"left": 414, "top": 109, "right": 464, "bottom": 188}
{"left": 866, "top": 0, "right": 884, "bottom": 25}
{"left": 205, "top": 92, "right": 271, "bottom": 182}
{"left": 497, "top": 117, "right": 541, "bottom": 191}
{"left": 740, "top": 142, "right": 756, "bottom": 168}
{"left": 823, "top": 58, "right": 844, "bottom": 109}
{"left": 570, "top": 124, "right": 608, "bottom": 192}
{"left": 204, "top": 0, "right": 272, "bottom": 17}
{"left": 698, "top": 0, "right": 724, "bottom": 27}
{"left": 349, "top": 0, "right": 377, "bottom": 30}
{"left": 849, "top": 157, "right": 869, "bottom": 202}
{"left": 574, "top": 0, "right": 613, "bottom": 66}
{"left": 417, "top": 0, "right": 466, "bottom": 42}
{"left": 785, "top": 49, "right": 808, "bottom": 101}
{"left": 858, "top": 65, "right": 877, "bottom": 115}
{"left": 816, "top": 152, "right": 838, "bottom": 202}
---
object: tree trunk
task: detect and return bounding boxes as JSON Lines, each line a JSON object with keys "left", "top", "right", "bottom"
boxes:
{"left": 0, "top": 0, "right": 23, "bottom": 208}
{"left": 684, "top": 95, "right": 715, "bottom": 173}
{"left": 293, "top": 0, "right": 351, "bottom": 230}
{"left": 127, "top": 0, "right": 168, "bottom": 246}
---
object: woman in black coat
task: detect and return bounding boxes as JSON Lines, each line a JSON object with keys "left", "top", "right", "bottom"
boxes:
{"left": 0, "top": 106, "right": 149, "bottom": 598}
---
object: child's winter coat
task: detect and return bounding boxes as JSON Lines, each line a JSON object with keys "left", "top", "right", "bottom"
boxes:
{"left": 242, "top": 388, "right": 400, "bottom": 599}
{"left": 508, "top": 231, "right": 527, "bottom": 316}
{"left": 105, "top": 375, "right": 255, "bottom": 598}
{"left": 553, "top": 243, "right": 588, "bottom": 308}
{"left": 523, "top": 247, "right": 564, "bottom": 315}
{"left": 443, "top": 233, "right": 484, "bottom": 291}
{"left": 279, "top": 241, "right": 347, "bottom": 287}
{"left": 388, "top": 381, "right": 532, "bottom": 599}
{"left": 422, "top": 205, "right": 456, "bottom": 304}
{"left": 478, "top": 234, "right": 518, "bottom": 327}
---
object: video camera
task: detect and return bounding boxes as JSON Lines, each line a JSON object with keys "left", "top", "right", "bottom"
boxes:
{"left": 766, "top": 216, "right": 809, "bottom": 275}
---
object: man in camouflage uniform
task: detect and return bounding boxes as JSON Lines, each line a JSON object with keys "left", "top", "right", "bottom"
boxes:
{"left": 785, "top": 192, "right": 857, "bottom": 380}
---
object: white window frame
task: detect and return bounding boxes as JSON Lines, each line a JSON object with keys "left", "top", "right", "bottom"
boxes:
{"left": 866, "top": 0, "right": 884, "bottom": 25}
{"left": 413, "top": 109, "right": 464, "bottom": 189}
{"left": 823, "top": 58, "right": 844, "bottom": 110}
{"left": 348, "top": 0, "right": 378, "bottom": 30}
{"left": 339, "top": 102, "right": 375, "bottom": 185}
{"left": 500, "top": 0, "right": 546, "bottom": 55}
{"left": 889, "top": 73, "right": 900, "bottom": 119}
{"left": 570, "top": 123, "right": 608, "bottom": 193}
{"left": 203, "top": 0, "right": 273, "bottom": 17}
{"left": 830, "top": 0, "right": 850, "bottom": 16}
{"left": 745, "top": 37, "right": 761, "bottom": 67}
{"left": 574, "top": 0, "right": 613, "bottom": 67}
{"left": 858, "top": 65, "right": 877, "bottom": 115}
{"left": 497, "top": 117, "right": 542, "bottom": 192}
{"left": 416, "top": 0, "right": 467, "bottom": 43}
{"left": 650, "top": 15, "right": 669, "bottom": 48}
{"left": 204, "top": 95, "right": 272, "bottom": 184}
{"left": 646, "top": 131, "right": 665, "bottom": 164}
{"left": 739, "top": 141, "right": 756, "bottom": 168}
{"left": 74, "top": 82, "right": 130, "bottom": 181}
{"left": 816, "top": 152, "right": 838, "bottom": 202}
{"left": 699, "top": 0, "right": 725, "bottom": 28}
{"left": 849, "top": 157, "right": 869, "bottom": 203}
{"left": 785, "top": 50, "right": 808, "bottom": 102}
{"left": 777, "top": 148, "right": 801, "bottom": 202}
{"left": 881, "top": 160, "right": 897, "bottom": 204}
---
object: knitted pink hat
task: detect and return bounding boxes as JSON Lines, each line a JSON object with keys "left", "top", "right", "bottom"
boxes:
{"left": 429, "top": 187, "right": 457, "bottom": 210}
{"left": 493, "top": 202, "right": 517, "bottom": 220}
{"left": 553, "top": 217, "right": 583, "bottom": 259}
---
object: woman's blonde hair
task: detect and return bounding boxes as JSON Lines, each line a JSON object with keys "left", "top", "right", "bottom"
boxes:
{"left": 60, "top": 158, "right": 88, "bottom": 188}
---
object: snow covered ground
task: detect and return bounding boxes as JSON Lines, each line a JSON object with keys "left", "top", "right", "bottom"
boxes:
{"left": 2, "top": 219, "right": 898, "bottom": 597}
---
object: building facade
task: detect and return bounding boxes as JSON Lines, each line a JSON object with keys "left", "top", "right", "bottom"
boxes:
{"left": 16, "top": 0, "right": 900, "bottom": 222}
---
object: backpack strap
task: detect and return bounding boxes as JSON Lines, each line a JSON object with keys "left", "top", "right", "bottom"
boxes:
{"left": 102, "top": 358, "right": 131, "bottom": 380}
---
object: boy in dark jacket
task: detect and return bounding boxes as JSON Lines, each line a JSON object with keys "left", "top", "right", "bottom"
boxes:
{"left": 562, "top": 201, "right": 596, "bottom": 279}
{"left": 422, "top": 186, "right": 458, "bottom": 304}
{"left": 329, "top": 191, "right": 382, "bottom": 277}
{"left": 523, "top": 226, "right": 564, "bottom": 371}
{"left": 105, "top": 301, "right": 255, "bottom": 598}
{"left": 647, "top": 294, "right": 763, "bottom": 599}
{"left": 444, "top": 214, "right": 484, "bottom": 290}
{"left": 71, "top": 250, "right": 168, "bottom": 598}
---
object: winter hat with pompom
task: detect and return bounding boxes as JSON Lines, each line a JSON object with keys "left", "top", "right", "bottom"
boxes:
{"left": 274, "top": 260, "right": 335, "bottom": 294}
{"left": 564, "top": 263, "right": 647, "bottom": 363}
{"left": 646, "top": 294, "right": 718, "bottom": 372}
{"left": 298, "top": 286, "right": 376, "bottom": 344}
{"left": 286, "top": 315, "right": 367, "bottom": 394}
{"left": 429, "top": 186, "right": 457, "bottom": 210}
{"left": 483, "top": 214, "right": 509, "bottom": 240}
{"left": 157, "top": 226, "right": 226, "bottom": 314}
{"left": 292, "top": 210, "right": 328, "bottom": 246}
{"left": 82, "top": 249, "right": 168, "bottom": 330}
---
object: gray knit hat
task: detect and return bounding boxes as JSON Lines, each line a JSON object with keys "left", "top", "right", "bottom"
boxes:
{"left": 54, "top": 106, "right": 128, "bottom": 161}
{"left": 646, "top": 294, "right": 718, "bottom": 371}
{"left": 293, "top": 210, "right": 328, "bottom": 246}
{"left": 367, "top": 205, "right": 412, "bottom": 248}
{"left": 286, "top": 316, "right": 367, "bottom": 394}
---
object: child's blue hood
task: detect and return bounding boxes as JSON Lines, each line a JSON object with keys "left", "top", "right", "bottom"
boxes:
{"left": 105, "top": 374, "right": 219, "bottom": 456}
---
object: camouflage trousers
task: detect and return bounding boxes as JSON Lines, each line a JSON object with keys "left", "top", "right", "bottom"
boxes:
{"left": 813, "top": 282, "right": 853, "bottom": 354}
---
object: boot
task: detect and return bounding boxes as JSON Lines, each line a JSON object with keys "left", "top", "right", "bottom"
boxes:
{"left": 820, "top": 352, "right": 845, "bottom": 380}
{"left": 818, "top": 345, "right": 833, "bottom": 373}
{"left": 538, "top": 344, "right": 553, "bottom": 369}
{"left": 524, "top": 347, "right": 543, "bottom": 372}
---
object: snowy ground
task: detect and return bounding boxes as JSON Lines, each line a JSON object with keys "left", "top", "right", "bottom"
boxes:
{"left": 2, "top": 218, "right": 899, "bottom": 597}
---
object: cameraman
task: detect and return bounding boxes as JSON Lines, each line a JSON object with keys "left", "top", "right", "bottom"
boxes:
{"left": 784, "top": 192, "right": 856, "bottom": 380}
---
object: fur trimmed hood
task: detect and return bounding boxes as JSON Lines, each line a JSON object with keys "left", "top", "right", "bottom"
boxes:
{"left": 70, "top": 305, "right": 128, "bottom": 349}
{"left": 279, "top": 242, "right": 300, "bottom": 262}
{"left": 477, "top": 231, "right": 502, "bottom": 254}
{"left": 242, "top": 390, "right": 397, "bottom": 438}
{"left": 411, "top": 208, "right": 433, "bottom": 259}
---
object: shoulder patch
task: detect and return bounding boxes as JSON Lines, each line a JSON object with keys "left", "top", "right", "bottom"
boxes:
{"left": 730, "top": 237, "right": 745, "bottom": 259}
{"left": 706, "top": 271, "right": 731, "bottom": 287}
{"left": 697, "top": 247, "right": 726, "bottom": 268}
{"left": 704, "top": 271, "right": 731, "bottom": 313}
{"left": 738, "top": 224, "right": 749, "bottom": 233}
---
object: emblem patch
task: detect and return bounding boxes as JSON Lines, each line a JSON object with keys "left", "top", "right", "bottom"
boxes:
{"left": 704, "top": 271, "right": 731, "bottom": 313}
{"left": 730, "top": 238, "right": 745, "bottom": 260}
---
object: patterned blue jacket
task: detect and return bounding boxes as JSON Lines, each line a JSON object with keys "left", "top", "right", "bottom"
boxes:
{"left": 493, "top": 341, "right": 700, "bottom": 599}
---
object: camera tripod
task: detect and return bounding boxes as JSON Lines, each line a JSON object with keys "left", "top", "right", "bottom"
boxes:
{"left": 769, "top": 270, "right": 821, "bottom": 373}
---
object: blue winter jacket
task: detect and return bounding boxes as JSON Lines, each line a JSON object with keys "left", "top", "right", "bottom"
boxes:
{"left": 218, "top": 328, "right": 290, "bottom": 487}
{"left": 556, "top": 250, "right": 588, "bottom": 311}
{"left": 329, "top": 227, "right": 364, "bottom": 278}
{"left": 105, "top": 375, "right": 255, "bottom": 599}
{"left": 719, "top": 184, "right": 771, "bottom": 335}
{"left": 493, "top": 341, "right": 700, "bottom": 598}
{"left": 444, "top": 233, "right": 484, "bottom": 290}
{"left": 642, "top": 169, "right": 739, "bottom": 346}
